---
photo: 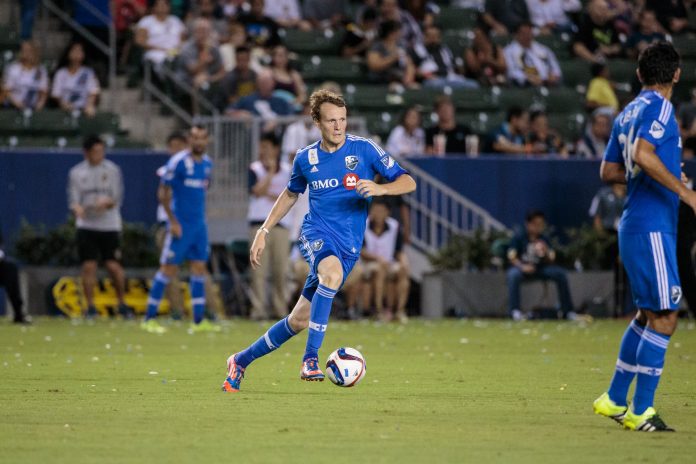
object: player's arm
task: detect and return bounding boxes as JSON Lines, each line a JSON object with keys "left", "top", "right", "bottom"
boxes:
{"left": 250, "top": 188, "right": 300, "bottom": 268}
{"left": 356, "top": 173, "right": 416, "bottom": 198}
{"left": 599, "top": 161, "right": 626, "bottom": 184}
{"left": 157, "top": 184, "right": 181, "bottom": 238}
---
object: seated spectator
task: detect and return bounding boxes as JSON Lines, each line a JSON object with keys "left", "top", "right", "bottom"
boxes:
{"left": 386, "top": 106, "right": 426, "bottom": 157}
{"left": 2, "top": 40, "right": 48, "bottom": 111}
{"left": 189, "top": 0, "right": 227, "bottom": 43}
{"left": 135, "top": 0, "right": 186, "bottom": 72}
{"left": 575, "top": 107, "right": 613, "bottom": 158}
{"left": 425, "top": 96, "right": 474, "bottom": 155}
{"left": 490, "top": 106, "right": 530, "bottom": 154}
{"left": 366, "top": 20, "right": 417, "bottom": 89}
{"left": 410, "top": 25, "right": 479, "bottom": 89}
{"left": 341, "top": 7, "right": 379, "bottom": 59}
{"left": 221, "top": 46, "right": 257, "bottom": 108}
{"left": 464, "top": 27, "right": 507, "bottom": 86}
{"left": 527, "top": 110, "right": 566, "bottom": 155}
{"left": 303, "top": 0, "right": 348, "bottom": 30}
{"left": 51, "top": 42, "right": 100, "bottom": 117}
{"left": 379, "top": 0, "right": 424, "bottom": 49}
{"left": 219, "top": 20, "right": 251, "bottom": 72}
{"left": 361, "top": 200, "right": 410, "bottom": 323}
{"left": 269, "top": 44, "right": 307, "bottom": 108}
{"left": 525, "top": 0, "right": 577, "bottom": 35}
{"left": 221, "top": 0, "right": 245, "bottom": 19}
{"left": 264, "top": 0, "right": 308, "bottom": 29}
{"left": 585, "top": 63, "right": 619, "bottom": 112}
{"left": 626, "top": 9, "right": 666, "bottom": 59}
{"left": 482, "top": 0, "right": 530, "bottom": 36}
{"left": 403, "top": 0, "right": 438, "bottom": 28}
{"left": 114, "top": 0, "right": 147, "bottom": 71}
{"left": 572, "top": 0, "right": 623, "bottom": 64}
{"left": 237, "top": 0, "right": 281, "bottom": 48}
{"left": 176, "top": 19, "right": 226, "bottom": 89}
{"left": 646, "top": 0, "right": 689, "bottom": 35}
{"left": 227, "top": 69, "right": 294, "bottom": 118}
{"left": 506, "top": 210, "right": 575, "bottom": 321}
{"left": 606, "top": 0, "right": 635, "bottom": 35}
{"left": 503, "top": 22, "right": 562, "bottom": 87}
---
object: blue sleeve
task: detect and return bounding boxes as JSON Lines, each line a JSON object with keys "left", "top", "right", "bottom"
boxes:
{"left": 636, "top": 100, "right": 670, "bottom": 149}
{"left": 162, "top": 158, "right": 181, "bottom": 186}
{"left": 603, "top": 120, "right": 622, "bottom": 164}
{"left": 287, "top": 153, "right": 307, "bottom": 193}
{"left": 366, "top": 139, "right": 407, "bottom": 182}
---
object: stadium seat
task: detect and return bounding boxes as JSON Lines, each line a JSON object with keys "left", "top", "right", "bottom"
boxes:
{"left": 442, "top": 30, "right": 472, "bottom": 57}
{"left": 559, "top": 60, "right": 592, "bottom": 89}
{"left": 540, "top": 87, "right": 585, "bottom": 114}
{"left": 458, "top": 111, "right": 506, "bottom": 136}
{"left": 299, "top": 55, "right": 364, "bottom": 84}
{"left": 436, "top": 7, "right": 479, "bottom": 31}
{"left": 536, "top": 34, "right": 572, "bottom": 60}
{"left": 549, "top": 112, "right": 585, "bottom": 141}
{"left": 0, "top": 110, "right": 25, "bottom": 135}
{"left": 79, "top": 112, "right": 122, "bottom": 135}
{"left": 343, "top": 84, "right": 404, "bottom": 111}
{"left": 0, "top": 26, "right": 20, "bottom": 51}
{"left": 29, "top": 110, "right": 79, "bottom": 136}
{"left": 451, "top": 88, "right": 498, "bottom": 111}
{"left": 359, "top": 111, "right": 397, "bottom": 139}
{"left": 281, "top": 28, "right": 345, "bottom": 55}
{"left": 493, "top": 87, "right": 540, "bottom": 109}
{"left": 607, "top": 59, "right": 638, "bottom": 86}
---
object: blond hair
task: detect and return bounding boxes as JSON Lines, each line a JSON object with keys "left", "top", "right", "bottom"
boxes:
{"left": 309, "top": 89, "right": 346, "bottom": 122}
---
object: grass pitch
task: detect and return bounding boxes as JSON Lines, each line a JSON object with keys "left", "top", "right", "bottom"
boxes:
{"left": 1, "top": 318, "right": 695, "bottom": 463}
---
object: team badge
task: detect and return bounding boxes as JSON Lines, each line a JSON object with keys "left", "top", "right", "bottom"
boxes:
{"left": 671, "top": 285, "right": 682, "bottom": 305}
{"left": 345, "top": 155, "right": 359, "bottom": 170}
{"left": 343, "top": 173, "right": 359, "bottom": 190}
{"left": 649, "top": 121, "right": 665, "bottom": 139}
{"left": 380, "top": 155, "right": 395, "bottom": 168}
{"left": 308, "top": 148, "right": 319, "bottom": 165}
{"left": 311, "top": 239, "right": 324, "bottom": 251}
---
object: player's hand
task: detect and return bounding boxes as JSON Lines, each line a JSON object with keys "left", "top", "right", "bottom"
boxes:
{"left": 170, "top": 220, "right": 182, "bottom": 239}
{"left": 356, "top": 180, "right": 387, "bottom": 198}
{"left": 250, "top": 230, "right": 267, "bottom": 269}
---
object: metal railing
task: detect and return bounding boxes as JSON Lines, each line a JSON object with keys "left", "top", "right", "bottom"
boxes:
{"left": 41, "top": 0, "right": 116, "bottom": 111}
{"left": 399, "top": 158, "right": 508, "bottom": 253}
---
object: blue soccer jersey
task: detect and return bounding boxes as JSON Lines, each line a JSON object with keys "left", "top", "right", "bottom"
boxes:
{"left": 603, "top": 90, "right": 681, "bottom": 234}
{"left": 161, "top": 150, "right": 212, "bottom": 224}
{"left": 288, "top": 134, "right": 408, "bottom": 258}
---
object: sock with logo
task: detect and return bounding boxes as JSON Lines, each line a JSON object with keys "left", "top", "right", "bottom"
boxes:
{"left": 632, "top": 327, "right": 670, "bottom": 415}
{"left": 145, "top": 271, "right": 169, "bottom": 320}
{"left": 190, "top": 275, "right": 206, "bottom": 324}
{"left": 607, "top": 319, "right": 645, "bottom": 406}
{"left": 303, "top": 284, "right": 337, "bottom": 361}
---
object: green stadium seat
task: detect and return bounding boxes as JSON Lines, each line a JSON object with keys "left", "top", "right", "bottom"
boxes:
{"left": 493, "top": 87, "right": 540, "bottom": 109}
{"left": 540, "top": 87, "right": 585, "bottom": 114}
{"left": 79, "top": 112, "right": 121, "bottom": 135}
{"left": 0, "top": 26, "right": 20, "bottom": 50}
{"left": 536, "top": 35, "right": 572, "bottom": 60}
{"left": 607, "top": 59, "right": 637, "bottom": 86}
{"left": 281, "top": 28, "right": 345, "bottom": 55}
{"left": 300, "top": 55, "right": 364, "bottom": 83}
{"left": 436, "top": 7, "right": 479, "bottom": 31}
{"left": 451, "top": 88, "right": 498, "bottom": 111}
{"left": 359, "top": 111, "right": 397, "bottom": 139}
{"left": 29, "top": 110, "right": 79, "bottom": 135}
{"left": 457, "top": 111, "right": 506, "bottom": 136}
{"left": 343, "top": 84, "right": 404, "bottom": 111}
{"left": 559, "top": 59, "right": 592, "bottom": 88}
{"left": 442, "top": 31, "right": 471, "bottom": 57}
{"left": 0, "top": 110, "right": 25, "bottom": 135}
{"left": 549, "top": 112, "right": 585, "bottom": 141}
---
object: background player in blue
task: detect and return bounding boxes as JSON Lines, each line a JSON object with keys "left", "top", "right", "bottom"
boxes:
{"left": 222, "top": 89, "right": 416, "bottom": 392}
{"left": 593, "top": 42, "right": 696, "bottom": 432}
{"left": 141, "top": 125, "right": 220, "bottom": 334}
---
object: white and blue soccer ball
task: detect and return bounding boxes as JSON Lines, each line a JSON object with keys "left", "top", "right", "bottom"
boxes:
{"left": 326, "top": 347, "right": 366, "bottom": 387}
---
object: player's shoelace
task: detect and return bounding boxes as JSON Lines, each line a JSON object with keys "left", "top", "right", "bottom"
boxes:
{"left": 639, "top": 414, "right": 674, "bottom": 432}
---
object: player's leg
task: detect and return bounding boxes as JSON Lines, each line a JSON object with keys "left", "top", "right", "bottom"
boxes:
{"left": 142, "top": 229, "right": 183, "bottom": 332}
{"left": 156, "top": 224, "right": 184, "bottom": 318}
{"left": 188, "top": 260, "right": 207, "bottom": 325}
{"left": 506, "top": 266, "right": 524, "bottom": 321}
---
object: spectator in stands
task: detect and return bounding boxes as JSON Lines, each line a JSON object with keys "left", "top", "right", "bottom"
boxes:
{"left": 135, "top": 0, "right": 187, "bottom": 73}
{"left": 379, "top": 0, "right": 424, "bottom": 49}
{"left": 303, "top": 0, "right": 349, "bottom": 30}
{"left": 361, "top": 199, "right": 411, "bottom": 323}
{"left": 366, "top": 20, "right": 417, "bottom": 89}
{"left": 527, "top": 110, "right": 566, "bottom": 155}
{"left": 52, "top": 42, "right": 101, "bottom": 118}
{"left": 403, "top": 0, "right": 438, "bottom": 28}
{"left": 269, "top": 44, "right": 307, "bottom": 108}
{"left": 341, "top": 7, "right": 380, "bottom": 59}
{"left": 425, "top": 95, "right": 474, "bottom": 155}
{"left": 219, "top": 20, "right": 252, "bottom": 72}
{"left": 115, "top": 0, "right": 148, "bottom": 71}
{"left": 504, "top": 22, "right": 562, "bottom": 87}
{"left": 2, "top": 40, "right": 48, "bottom": 112}
{"left": 626, "top": 9, "right": 666, "bottom": 59}
{"left": 507, "top": 210, "right": 576, "bottom": 321}
{"left": 482, "top": 0, "right": 530, "bottom": 36}
{"left": 386, "top": 106, "right": 426, "bottom": 157}
{"left": 221, "top": 46, "right": 257, "bottom": 108}
{"left": 247, "top": 132, "right": 291, "bottom": 320}
{"left": 525, "top": 0, "right": 577, "bottom": 35}
{"left": 68, "top": 136, "right": 133, "bottom": 319}
{"left": 410, "top": 25, "right": 479, "bottom": 89}
{"left": 264, "top": 0, "right": 308, "bottom": 29}
{"left": 572, "top": 0, "right": 623, "bottom": 64}
{"left": 0, "top": 223, "right": 29, "bottom": 324}
{"left": 464, "top": 26, "right": 507, "bottom": 86}
{"left": 282, "top": 101, "right": 321, "bottom": 161}
{"left": 490, "top": 106, "right": 530, "bottom": 154}
{"left": 227, "top": 69, "right": 294, "bottom": 118}
{"left": 237, "top": 0, "right": 281, "bottom": 48}
{"left": 221, "top": 0, "right": 245, "bottom": 19}
{"left": 189, "top": 0, "right": 227, "bottom": 43}
{"left": 646, "top": 0, "right": 689, "bottom": 35}
{"left": 585, "top": 63, "right": 619, "bottom": 112}
{"left": 575, "top": 107, "right": 613, "bottom": 158}
{"left": 20, "top": 0, "right": 39, "bottom": 40}
{"left": 169, "top": 0, "right": 191, "bottom": 18}
{"left": 176, "top": 19, "right": 226, "bottom": 89}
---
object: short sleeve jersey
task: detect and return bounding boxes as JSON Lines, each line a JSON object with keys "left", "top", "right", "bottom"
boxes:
{"left": 603, "top": 90, "right": 681, "bottom": 234}
{"left": 161, "top": 150, "right": 212, "bottom": 224}
{"left": 288, "top": 135, "right": 408, "bottom": 257}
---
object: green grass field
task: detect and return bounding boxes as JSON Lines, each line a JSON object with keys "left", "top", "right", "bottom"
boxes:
{"left": 1, "top": 318, "right": 695, "bottom": 463}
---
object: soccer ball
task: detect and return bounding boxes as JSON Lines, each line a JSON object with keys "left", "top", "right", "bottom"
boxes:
{"left": 325, "top": 347, "right": 366, "bottom": 387}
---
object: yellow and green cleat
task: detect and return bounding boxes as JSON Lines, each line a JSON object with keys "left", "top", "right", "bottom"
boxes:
{"left": 623, "top": 407, "right": 675, "bottom": 432}
{"left": 593, "top": 392, "right": 627, "bottom": 425}
{"left": 188, "top": 319, "right": 222, "bottom": 333}
{"left": 140, "top": 319, "right": 167, "bottom": 334}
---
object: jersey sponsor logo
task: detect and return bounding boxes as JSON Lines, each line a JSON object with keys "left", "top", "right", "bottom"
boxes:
{"left": 380, "top": 155, "right": 395, "bottom": 168}
{"left": 310, "top": 178, "right": 339, "bottom": 190}
{"left": 311, "top": 239, "right": 324, "bottom": 251}
{"left": 671, "top": 285, "right": 682, "bottom": 305}
{"left": 308, "top": 149, "right": 319, "bottom": 165}
{"left": 184, "top": 178, "right": 208, "bottom": 188}
{"left": 343, "top": 173, "right": 359, "bottom": 189}
{"left": 345, "top": 155, "right": 359, "bottom": 170}
{"left": 649, "top": 120, "right": 665, "bottom": 139}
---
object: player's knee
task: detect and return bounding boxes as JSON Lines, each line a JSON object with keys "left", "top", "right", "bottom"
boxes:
{"left": 319, "top": 271, "right": 343, "bottom": 289}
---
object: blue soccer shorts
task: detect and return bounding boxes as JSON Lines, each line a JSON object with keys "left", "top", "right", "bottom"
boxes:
{"left": 619, "top": 231, "right": 681, "bottom": 311}
{"left": 297, "top": 230, "right": 358, "bottom": 301}
{"left": 160, "top": 221, "right": 209, "bottom": 265}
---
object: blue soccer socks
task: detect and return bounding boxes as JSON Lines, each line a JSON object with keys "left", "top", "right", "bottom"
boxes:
{"left": 190, "top": 275, "right": 206, "bottom": 324}
{"left": 304, "top": 284, "right": 337, "bottom": 361}
{"left": 145, "top": 271, "right": 169, "bottom": 320}
{"left": 633, "top": 327, "right": 670, "bottom": 415}
{"left": 235, "top": 316, "right": 297, "bottom": 368}
{"left": 608, "top": 319, "right": 645, "bottom": 406}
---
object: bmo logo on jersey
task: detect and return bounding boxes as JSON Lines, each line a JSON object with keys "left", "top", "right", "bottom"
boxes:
{"left": 343, "top": 173, "right": 360, "bottom": 190}
{"left": 310, "top": 178, "right": 339, "bottom": 190}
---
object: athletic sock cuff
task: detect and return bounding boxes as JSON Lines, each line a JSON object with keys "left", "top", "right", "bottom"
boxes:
{"left": 316, "top": 284, "right": 337, "bottom": 298}
{"left": 642, "top": 327, "right": 670, "bottom": 350}
{"left": 154, "top": 271, "right": 170, "bottom": 284}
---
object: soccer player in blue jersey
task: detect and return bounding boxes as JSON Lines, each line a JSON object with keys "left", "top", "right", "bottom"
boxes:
{"left": 141, "top": 125, "right": 219, "bottom": 334}
{"left": 593, "top": 42, "right": 696, "bottom": 431}
{"left": 222, "top": 89, "right": 416, "bottom": 392}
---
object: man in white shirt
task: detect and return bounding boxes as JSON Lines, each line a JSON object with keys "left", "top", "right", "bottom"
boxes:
{"left": 503, "top": 22, "right": 562, "bottom": 87}
{"left": 525, "top": 0, "right": 579, "bottom": 35}
{"left": 135, "top": 0, "right": 186, "bottom": 70}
